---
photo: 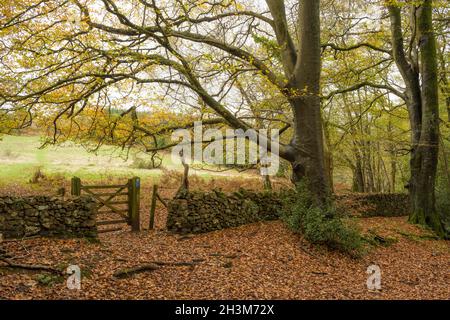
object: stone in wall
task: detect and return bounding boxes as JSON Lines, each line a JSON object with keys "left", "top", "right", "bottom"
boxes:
{"left": 0, "top": 196, "right": 97, "bottom": 239}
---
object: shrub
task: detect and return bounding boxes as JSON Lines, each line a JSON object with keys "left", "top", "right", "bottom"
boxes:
{"left": 130, "top": 154, "right": 163, "bottom": 169}
{"left": 276, "top": 159, "right": 291, "bottom": 178}
{"left": 29, "top": 166, "right": 46, "bottom": 184}
{"left": 281, "top": 182, "right": 363, "bottom": 257}
{"left": 35, "top": 274, "right": 63, "bottom": 287}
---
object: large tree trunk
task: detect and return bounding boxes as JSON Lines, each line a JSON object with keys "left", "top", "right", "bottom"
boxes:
{"left": 408, "top": 1, "right": 444, "bottom": 236}
{"left": 290, "top": 97, "right": 329, "bottom": 203}
{"left": 388, "top": 1, "right": 444, "bottom": 236}
{"left": 267, "top": 0, "right": 330, "bottom": 204}
{"left": 289, "top": 0, "right": 330, "bottom": 204}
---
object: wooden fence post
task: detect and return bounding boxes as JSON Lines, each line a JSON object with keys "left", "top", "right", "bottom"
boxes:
{"left": 149, "top": 185, "right": 158, "bottom": 230}
{"left": 128, "top": 177, "right": 140, "bottom": 232}
{"left": 263, "top": 174, "right": 272, "bottom": 191}
{"left": 71, "top": 177, "right": 81, "bottom": 196}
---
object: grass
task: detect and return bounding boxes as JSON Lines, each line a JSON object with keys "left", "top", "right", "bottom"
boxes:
{"left": 0, "top": 135, "right": 254, "bottom": 186}
{"left": 0, "top": 135, "right": 170, "bottom": 184}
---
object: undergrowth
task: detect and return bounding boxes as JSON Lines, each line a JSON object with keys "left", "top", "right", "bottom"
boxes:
{"left": 281, "top": 182, "right": 364, "bottom": 258}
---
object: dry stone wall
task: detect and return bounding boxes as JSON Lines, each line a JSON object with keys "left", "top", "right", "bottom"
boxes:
{"left": 0, "top": 196, "right": 97, "bottom": 239}
{"left": 167, "top": 189, "right": 282, "bottom": 234}
{"left": 334, "top": 193, "right": 410, "bottom": 217}
{"left": 167, "top": 189, "right": 410, "bottom": 234}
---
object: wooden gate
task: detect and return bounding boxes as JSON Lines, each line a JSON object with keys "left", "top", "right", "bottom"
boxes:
{"left": 71, "top": 177, "right": 140, "bottom": 232}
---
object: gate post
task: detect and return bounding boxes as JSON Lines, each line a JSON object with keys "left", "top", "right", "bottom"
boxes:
{"left": 71, "top": 177, "right": 81, "bottom": 196}
{"left": 128, "top": 177, "right": 141, "bottom": 232}
{"left": 149, "top": 185, "right": 158, "bottom": 230}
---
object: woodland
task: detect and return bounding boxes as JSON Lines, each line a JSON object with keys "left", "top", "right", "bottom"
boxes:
{"left": 0, "top": 0, "right": 449, "bottom": 300}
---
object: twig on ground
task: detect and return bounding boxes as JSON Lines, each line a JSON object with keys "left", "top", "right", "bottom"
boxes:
{"left": 1, "top": 235, "right": 41, "bottom": 243}
{"left": 0, "top": 257, "right": 62, "bottom": 274}
{"left": 299, "top": 240, "right": 337, "bottom": 268}
{"left": 113, "top": 259, "right": 205, "bottom": 278}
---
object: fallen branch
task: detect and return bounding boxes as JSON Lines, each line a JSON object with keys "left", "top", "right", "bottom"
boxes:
{"left": 0, "top": 257, "right": 62, "bottom": 275}
{"left": 113, "top": 259, "right": 205, "bottom": 278}
{"left": 177, "top": 234, "right": 195, "bottom": 241}
{"left": 0, "top": 235, "right": 41, "bottom": 243}
{"left": 98, "top": 227, "right": 123, "bottom": 234}
{"left": 113, "top": 263, "right": 160, "bottom": 278}
{"left": 156, "top": 192, "right": 168, "bottom": 208}
{"left": 363, "top": 229, "right": 398, "bottom": 247}
{"left": 153, "top": 260, "right": 205, "bottom": 267}
{"left": 209, "top": 253, "right": 239, "bottom": 259}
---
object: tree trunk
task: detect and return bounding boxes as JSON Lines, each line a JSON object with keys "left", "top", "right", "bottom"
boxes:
{"left": 323, "top": 124, "right": 335, "bottom": 194}
{"left": 408, "top": 1, "right": 444, "bottom": 236}
{"left": 352, "top": 157, "right": 365, "bottom": 193}
{"left": 266, "top": 0, "right": 329, "bottom": 203}
{"left": 387, "top": 118, "right": 397, "bottom": 192}
{"left": 436, "top": 35, "right": 450, "bottom": 122}
{"left": 290, "top": 98, "right": 329, "bottom": 202}
{"left": 388, "top": 1, "right": 445, "bottom": 236}
{"left": 289, "top": 0, "right": 329, "bottom": 204}
{"left": 363, "top": 140, "right": 375, "bottom": 192}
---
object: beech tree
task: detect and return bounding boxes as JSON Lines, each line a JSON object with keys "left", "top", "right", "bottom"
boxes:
{"left": 386, "top": 0, "right": 444, "bottom": 236}
{"left": 0, "top": 0, "right": 330, "bottom": 203}
{"left": 318, "top": 0, "right": 448, "bottom": 236}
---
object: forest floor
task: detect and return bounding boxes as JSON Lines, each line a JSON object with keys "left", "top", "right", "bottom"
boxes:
{"left": 1, "top": 217, "right": 449, "bottom": 300}
{"left": 1, "top": 177, "right": 449, "bottom": 300}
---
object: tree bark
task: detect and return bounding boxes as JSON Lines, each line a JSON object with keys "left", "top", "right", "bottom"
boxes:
{"left": 290, "top": 0, "right": 329, "bottom": 203}
{"left": 387, "top": 118, "right": 397, "bottom": 192}
{"left": 323, "top": 126, "right": 334, "bottom": 193}
{"left": 408, "top": 1, "right": 443, "bottom": 235}
{"left": 352, "top": 158, "right": 365, "bottom": 193}
{"left": 388, "top": 1, "right": 444, "bottom": 236}
{"left": 267, "top": 0, "right": 330, "bottom": 204}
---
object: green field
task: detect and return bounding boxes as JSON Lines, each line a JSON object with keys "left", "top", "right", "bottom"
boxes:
{"left": 0, "top": 135, "right": 174, "bottom": 184}
{"left": 0, "top": 135, "right": 249, "bottom": 186}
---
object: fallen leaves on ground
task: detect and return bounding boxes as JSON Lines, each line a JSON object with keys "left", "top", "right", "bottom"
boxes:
{"left": 1, "top": 216, "right": 449, "bottom": 300}
{"left": 1, "top": 180, "right": 449, "bottom": 300}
